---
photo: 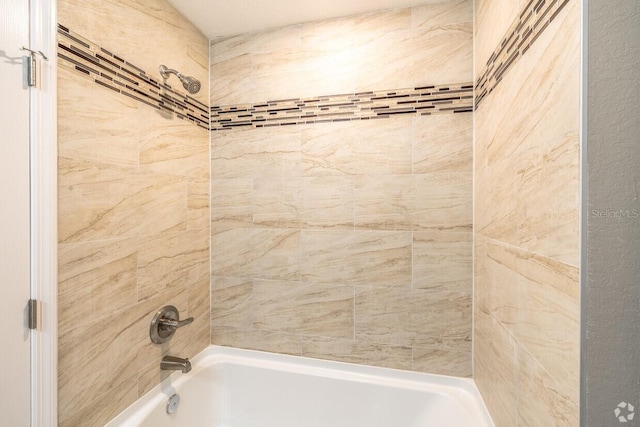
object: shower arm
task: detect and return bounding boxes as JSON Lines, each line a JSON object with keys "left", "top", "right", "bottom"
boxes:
{"left": 159, "top": 64, "right": 182, "bottom": 80}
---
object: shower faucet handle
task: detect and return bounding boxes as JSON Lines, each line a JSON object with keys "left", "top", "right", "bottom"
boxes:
{"left": 150, "top": 305, "right": 193, "bottom": 344}
{"left": 159, "top": 316, "right": 194, "bottom": 331}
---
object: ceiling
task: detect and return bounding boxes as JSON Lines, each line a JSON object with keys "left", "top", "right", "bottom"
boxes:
{"left": 167, "top": 0, "right": 442, "bottom": 39}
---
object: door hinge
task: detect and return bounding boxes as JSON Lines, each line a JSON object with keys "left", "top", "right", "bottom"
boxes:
{"left": 20, "top": 47, "right": 48, "bottom": 88}
{"left": 28, "top": 299, "right": 39, "bottom": 330}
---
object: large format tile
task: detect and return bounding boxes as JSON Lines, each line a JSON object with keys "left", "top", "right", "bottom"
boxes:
{"left": 300, "top": 230, "right": 412, "bottom": 287}
{"left": 354, "top": 174, "right": 472, "bottom": 230}
{"left": 413, "top": 347, "right": 471, "bottom": 377}
{"left": 412, "top": 113, "right": 472, "bottom": 174}
{"left": 252, "top": 280, "right": 354, "bottom": 338}
{"left": 355, "top": 287, "right": 471, "bottom": 349}
{"left": 138, "top": 107, "right": 210, "bottom": 179}
{"left": 253, "top": 176, "right": 354, "bottom": 229}
{"left": 211, "top": 126, "right": 302, "bottom": 179}
{"left": 58, "top": 68, "right": 139, "bottom": 167}
{"left": 58, "top": 238, "right": 138, "bottom": 333}
{"left": 517, "top": 347, "right": 579, "bottom": 427}
{"left": 58, "top": 158, "right": 187, "bottom": 243}
{"left": 301, "top": 337, "right": 413, "bottom": 370}
{"left": 301, "top": 119, "right": 412, "bottom": 176}
{"left": 211, "top": 325, "right": 302, "bottom": 356}
{"left": 211, "top": 178, "right": 254, "bottom": 231}
{"left": 485, "top": 240, "right": 520, "bottom": 330}
{"left": 412, "top": 229, "right": 472, "bottom": 293}
{"left": 211, "top": 276, "right": 253, "bottom": 328}
{"left": 137, "top": 229, "right": 209, "bottom": 302}
{"left": 516, "top": 249, "right": 580, "bottom": 402}
{"left": 211, "top": 228, "right": 301, "bottom": 280}
{"left": 473, "top": 300, "right": 518, "bottom": 427}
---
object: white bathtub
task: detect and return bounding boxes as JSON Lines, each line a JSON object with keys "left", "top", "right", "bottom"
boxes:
{"left": 107, "top": 346, "right": 494, "bottom": 427}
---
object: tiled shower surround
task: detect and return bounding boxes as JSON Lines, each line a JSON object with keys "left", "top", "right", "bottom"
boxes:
{"left": 209, "top": 1, "right": 474, "bottom": 374}
{"left": 474, "top": 0, "right": 580, "bottom": 425}
{"left": 56, "top": 0, "right": 210, "bottom": 425}
{"left": 53, "top": 0, "right": 582, "bottom": 425}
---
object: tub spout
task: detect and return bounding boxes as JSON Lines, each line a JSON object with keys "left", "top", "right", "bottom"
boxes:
{"left": 161, "top": 355, "right": 192, "bottom": 373}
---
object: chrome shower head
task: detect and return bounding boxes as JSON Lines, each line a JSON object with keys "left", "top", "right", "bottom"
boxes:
{"left": 159, "top": 64, "right": 201, "bottom": 94}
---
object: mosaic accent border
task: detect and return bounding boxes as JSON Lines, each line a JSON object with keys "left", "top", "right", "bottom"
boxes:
{"left": 57, "top": 25, "right": 209, "bottom": 130}
{"left": 475, "top": 0, "right": 571, "bottom": 107}
{"left": 210, "top": 83, "right": 473, "bottom": 131}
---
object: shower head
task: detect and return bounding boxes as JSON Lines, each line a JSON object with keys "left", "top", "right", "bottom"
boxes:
{"left": 159, "top": 65, "right": 201, "bottom": 94}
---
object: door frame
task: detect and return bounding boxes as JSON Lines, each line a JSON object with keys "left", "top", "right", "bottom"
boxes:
{"left": 29, "top": 0, "right": 57, "bottom": 425}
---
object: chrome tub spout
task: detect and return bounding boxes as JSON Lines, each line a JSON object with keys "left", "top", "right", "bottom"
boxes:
{"left": 161, "top": 355, "right": 192, "bottom": 373}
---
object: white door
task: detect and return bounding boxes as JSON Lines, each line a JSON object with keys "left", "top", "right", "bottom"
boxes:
{"left": 0, "top": 0, "right": 33, "bottom": 425}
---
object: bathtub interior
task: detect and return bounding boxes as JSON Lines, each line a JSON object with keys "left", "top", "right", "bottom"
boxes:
{"left": 107, "top": 346, "right": 494, "bottom": 427}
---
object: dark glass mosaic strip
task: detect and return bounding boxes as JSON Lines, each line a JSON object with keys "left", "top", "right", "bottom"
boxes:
{"left": 57, "top": 25, "right": 209, "bottom": 130}
{"left": 475, "top": 0, "right": 572, "bottom": 108}
{"left": 210, "top": 83, "right": 473, "bottom": 131}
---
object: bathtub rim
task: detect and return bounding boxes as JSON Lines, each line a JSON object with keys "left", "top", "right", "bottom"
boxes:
{"left": 107, "top": 344, "right": 494, "bottom": 426}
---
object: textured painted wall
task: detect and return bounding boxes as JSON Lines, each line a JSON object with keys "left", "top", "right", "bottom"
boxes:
{"left": 584, "top": 0, "right": 640, "bottom": 424}
{"left": 473, "top": 0, "right": 581, "bottom": 425}
{"left": 209, "top": 1, "right": 475, "bottom": 375}
{"left": 56, "top": 0, "right": 210, "bottom": 425}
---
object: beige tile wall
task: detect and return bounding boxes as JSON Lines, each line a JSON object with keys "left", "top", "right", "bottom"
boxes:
{"left": 474, "top": 0, "right": 581, "bottom": 425}
{"left": 57, "top": 0, "right": 210, "bottom": 425}
{"left": 210, "top": 2, "right": 474, "bottom": 376}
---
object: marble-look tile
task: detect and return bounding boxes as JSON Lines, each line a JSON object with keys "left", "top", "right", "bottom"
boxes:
{"left": 137, "top": 229, "right": 209, "bottom": 301}
{"left": 517, "top": 132, "right": 580, "bottom": 266}
{"left": 211, "top": 228, "right": 301, "bottom": 280}
{"left": 474, "top": 0, "right": 526, "bottom": 73}
{"left": 301, "top": 337, "right": 413, "bottom": 370}
{"left": 58, "top": 287, "right": 187, "bottom": 420}
{"left": 517, "top": 347, "right": 579, "bottom": 427}
{"left": 412, "top": 113, "right": 472, "bottom": 174}
{"left": 354, "top": 174, "right": 472, "bottom": 230}
{"left": 474, "top": 154, "right": 519, "bottom": 244}
{"left": 252, "top": 65, "right": 356, "bottom": 102}
{"left": 252, "top": 280, "right": 354, "bottom": 338}
{"left": 211, "top": 325, "right": 302, "bottom": 356}
{"left": 59, "top": 378, "right": 137, "bottom": 427}
{"left": 58, "top": 157, "right": 187, "bottom": 243}
{"left": 137, "top": 356, "right": 173, "bottom": 398}
{"left": 211, "top": 178, "right": 254, "bottom": 231}
{"left": 473, "top": 300, "right": 517, "bottom": 427}
{"left": 59, "top": 0, "right": 209, "bottom": 105}
{"left": 211, "top": 276, "right": 253, "bottom": 328}
{"left": 186, "top": 276, "right": 211, "bottom": 358}
{"left": 412, "top": 229, "right": 472, "bottom": 293}
{"left": 473, "top": 234, "right": 488, "bottom": 306}
{"left": 412, "top": 347, "right": 471, "bottom": 377}
{"left": 253, "top": 176, "right": 355, "bottom": 228}
{"left": 138, "top": 106, "right": 210, "bottom": 179}
{"left": 210, "top": 54, "right": 253, "bottom": 105}
{"left": 412, "top": 0, "right": 472, "bottom": 30}
{"left": 300, "top": 230, "right": 412, "bottom": 287}
{"left": 355, "top": 20, "right": 472, "bottom": 91}
{"left": 187, "top": 177, "right": 210, "bottom": 230}
{"left": 301, "top": 119, "right": 412, "bottom": 176}
{"left": 211, "top": 24, "right": 301, "bottom": 65}
{"left": 211, "top": 126, "right": 302, "bottom": 179}
{"left": 58, "top": 68, "right": 139, "bottom": 167}
{"left": 355, "top": 287, "right": 471, "bottom": 349}
{"left": 516, "top": 249, "right": 580, "bottom": 403}
{"left": 58, "top": 238, "right": 138, "bottom": 333}
{"left": 300, "top": 8, "right": 411, "bottom": 53}
{"left": 252, "top": 178, "right": 302, "bottom": 228}
{"left": 300, "top": 176, "right": 355, "bottom": 228}
{"left": 485, "top": 240, "right": 519, "bottom": 330}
